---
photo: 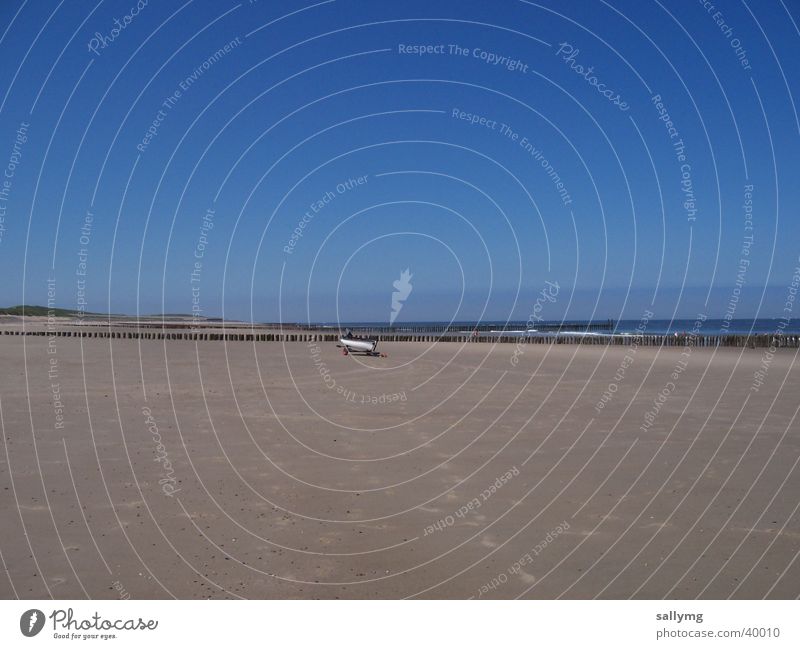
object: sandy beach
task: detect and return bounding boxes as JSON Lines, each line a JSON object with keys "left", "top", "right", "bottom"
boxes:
{"left": 0, "top": 332, "right": 798, "bottom": 599}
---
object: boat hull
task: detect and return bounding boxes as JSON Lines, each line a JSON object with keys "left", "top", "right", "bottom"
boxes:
{"left": 339, "top": 336, "right": 377, "bottom": 352}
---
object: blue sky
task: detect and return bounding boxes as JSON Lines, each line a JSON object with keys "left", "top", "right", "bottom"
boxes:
{"left": 0, "top": 0, "right": 798, "bottom": 323}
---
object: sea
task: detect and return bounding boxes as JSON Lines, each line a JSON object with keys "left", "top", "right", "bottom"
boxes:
{"left": 314, "top": 319, "right": 800, "bottom": 336}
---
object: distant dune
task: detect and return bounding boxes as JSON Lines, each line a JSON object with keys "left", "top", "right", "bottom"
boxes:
{"left": 0, "top": 304, "right": 85, "bottom": 317}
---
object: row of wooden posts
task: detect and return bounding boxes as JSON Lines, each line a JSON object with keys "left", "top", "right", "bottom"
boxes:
{"left": 2, "top": 329, "right": 799, "bottom": 348}
{"left": 291, "top": 320, "right": 617, "bottom": 333}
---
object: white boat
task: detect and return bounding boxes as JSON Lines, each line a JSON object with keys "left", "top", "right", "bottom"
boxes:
{"left": 338, "top": 330, "right": 378, "bottom": 355}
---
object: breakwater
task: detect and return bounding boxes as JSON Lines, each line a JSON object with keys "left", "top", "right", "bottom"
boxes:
{"left": 294, "top": 320, "right": 616, "bottom": 333}
{"left": 3, "top": 328, "right": 799, "bottom": 348}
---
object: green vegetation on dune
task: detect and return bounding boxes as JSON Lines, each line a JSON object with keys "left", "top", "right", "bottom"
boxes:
{"left": 0, "top": 305, "right": 208, "bottom": 319}
{"left": 0, "top": 305, "right": 97, "bottom": 317}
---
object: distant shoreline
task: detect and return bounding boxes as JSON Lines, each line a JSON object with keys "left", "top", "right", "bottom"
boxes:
{"left": 3, "top": 310, "right": 800, "bottom": 337}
